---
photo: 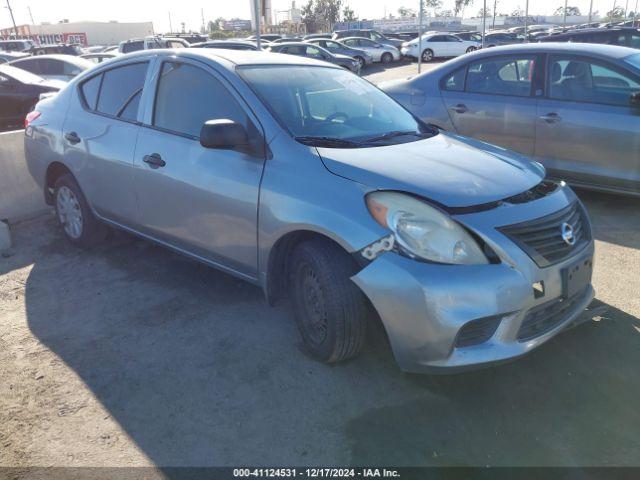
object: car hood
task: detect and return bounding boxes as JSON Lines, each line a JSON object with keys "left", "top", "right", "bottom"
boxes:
{"left": 316, "top": 132, "right": 545, "bottom": 208}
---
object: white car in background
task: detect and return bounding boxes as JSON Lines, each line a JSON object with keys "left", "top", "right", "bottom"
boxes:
{"left": 8, "top": 54, "right": 93, "bottom": 82}
{"left": 341, "top": 37, "right": 401, "bottom": 63}
{"left": 402, "top": 33, "right": 480, "bottom": 62}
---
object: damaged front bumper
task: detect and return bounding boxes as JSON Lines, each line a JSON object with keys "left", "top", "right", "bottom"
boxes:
{"left": 352, "top": 186, "right": 595, "bottom": 374}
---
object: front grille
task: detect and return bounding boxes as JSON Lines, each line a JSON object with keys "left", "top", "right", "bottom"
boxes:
{"left": 517, "top": 287, "right": 589, "bottom": 341}
{"left": 498, "top": 202, "right": 590, "bottom": 267}
{"left": 455, "top": 315, "right": 502, "bottom": 348}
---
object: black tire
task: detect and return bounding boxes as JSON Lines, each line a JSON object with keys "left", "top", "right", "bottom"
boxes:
{"left": 354, "top": 56, "right": 366, "bottom": 70}
{"left": 53, "top": 174, "right": 108, "bottom": 247}
{"left": 289, "top": 239, "right": 368, "bottom": 363}
{"left": 381, "top": 52, "right": 393, "bottom": 64}
{"left": 466, "top": 46, "right": 476, "bottom": 53}
{"left": 421, "top": 48, "right": 434, "bottom": 62}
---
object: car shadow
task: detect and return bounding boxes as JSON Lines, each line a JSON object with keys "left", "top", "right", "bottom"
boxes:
{"left": 16, "top": 212, "right": 640, "bottom": 468}
{"left": 575, "top": 188, "right": 640, "bottom": 250}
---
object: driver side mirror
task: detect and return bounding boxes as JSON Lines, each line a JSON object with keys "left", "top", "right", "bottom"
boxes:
{"left": 200, "top": 119, "right": 249, "bottom": 151}
{"left": 630, "top": 91, "right": 640, "bottom": 107}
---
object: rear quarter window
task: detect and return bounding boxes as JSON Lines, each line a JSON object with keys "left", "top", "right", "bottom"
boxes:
{"left": 80, "top": 74, "right": 102, "bottom": 110}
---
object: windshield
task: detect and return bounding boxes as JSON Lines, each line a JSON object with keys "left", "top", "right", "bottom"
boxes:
{"left": 239, "top": 65, "right": 432, "bottom": 146}
{"left": 624, "top": 53, "right": 640, "bottom": 70}
{"left": 0, "top": 64, "right": 45, "bottom": 84}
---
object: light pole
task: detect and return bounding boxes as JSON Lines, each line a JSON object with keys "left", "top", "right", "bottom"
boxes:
{"left": 625, "top": 0, "right": 629, "bottom": 19}
{"left": 253, "top": 0, "right": 261, "bottom": 50}
{"left": 482, "top": 0, "right": 486, "bottom": 49}
{"left": 563, "top": 0, "right": 568, "bottom": 30}
{"left": 524, "top": 0, "right": 529, "bottom": 42}
{"left": 418, "top": 0, "right": 423, "bottom": 73}
{"left": 168, "top": 12, "right": 173, "bottom": 34}
{"left": 588, "top": 0, "right": 594, "bottom": 23}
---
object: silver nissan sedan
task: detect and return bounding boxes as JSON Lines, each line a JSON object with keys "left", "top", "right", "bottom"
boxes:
{"left": 24, "top": 49, "right": 595, "bottom": 373}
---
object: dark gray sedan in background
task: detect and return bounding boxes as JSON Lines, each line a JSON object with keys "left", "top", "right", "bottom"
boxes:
{"left": 304, "top": 38, "right": 374, "bottom": 69}
{"left": 381, "top": 43, "right": 640, "bottom": 196}
{"left": 268, "top": 42, "right": 360, "bottom": 74}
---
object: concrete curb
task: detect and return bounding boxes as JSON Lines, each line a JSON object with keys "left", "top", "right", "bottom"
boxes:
{"left": 0, "top": 220, "right": 10, "bottom": 251}
{"left": 0, "top": 130, "right": 48, "bottom": 223}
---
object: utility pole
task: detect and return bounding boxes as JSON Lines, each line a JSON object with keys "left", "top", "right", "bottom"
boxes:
{"left": 253, "top": 0, "right": 261, "bottom": 50}
{"left": 168, "top": 12, "right": 173, "bottom": 34}
{"left": 5, "top": 0, "right": 19, "bottom": 37}
{"left": 588, "top": 0, "right": 594, "bottom": 23}
{"left": 492, "top": 0, "right": 497, "bottom": 29}
{"left": 625, "top": 0, "right": 629, "bottom": 19}
{"left": 611, "top": 0, "right": 617, "bottom": 22}
{"left": 28, "top": 6, "right": 35, "bottom": 25}
{"left": 635, "top": 0, "right": 639, "bottom": 25}
{"left": 563, "top": 0, "right": 568, "bottom": 30}
{"left": 418, "top": 0, "right": 423, "bottom": 73}
{"left": 201, "top": 8, "right": 205, "bottom": 33}
{"left": 482, "top": 0, "right": 486, "bottom": 48}
{"left": 524, "top": 0, "right": 529, "bottom": 42}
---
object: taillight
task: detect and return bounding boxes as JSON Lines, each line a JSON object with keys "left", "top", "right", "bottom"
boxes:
{"left": 25, "top": 110, "right": 41, "bottom": 129}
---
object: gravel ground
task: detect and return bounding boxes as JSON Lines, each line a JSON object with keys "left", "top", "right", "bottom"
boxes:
{"left": 1, "top": 59, "right": 639, "bottom": 470}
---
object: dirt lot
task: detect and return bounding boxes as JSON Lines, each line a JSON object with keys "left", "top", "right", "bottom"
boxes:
{"left": 1, "top": 60, "right": 640, "bottom": 469}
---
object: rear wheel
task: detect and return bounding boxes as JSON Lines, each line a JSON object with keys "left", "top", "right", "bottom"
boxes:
{"left": 289, "top": 239, "right": 368, "bottom": 363}
{"left": 466, "top": 46, "right": 476, "bottom": 53}
{"left": 381, "top": 52, "right": 393, "bottom": 64}
{"left": 54, "top": 174, "right": 108, "bottom": 247}
{"left": 421, "top": 49, "right": 434, "bottom": 62}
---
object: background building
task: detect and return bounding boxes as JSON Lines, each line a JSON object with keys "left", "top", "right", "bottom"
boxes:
{"left": 0, "top": 21, "right": 154, "bottom": 46}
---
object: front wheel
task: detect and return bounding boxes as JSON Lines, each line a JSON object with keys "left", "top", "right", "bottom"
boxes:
{"left": 54, "top": 174, "right": 108, "bottom": 247}
{"left": 466, "top": 46, "right": 477, "bottom": 53}
{"left": 289, "top": 239, "right": 368, "bottom": 363}
{"left": 421, "top": 48, "right": 434, "bottom": 62}
{"left": 354, "top": 56, "right": 366, "bottom": 70}
{"left": 381, "top": 52, "right": 393, "bottom": 64}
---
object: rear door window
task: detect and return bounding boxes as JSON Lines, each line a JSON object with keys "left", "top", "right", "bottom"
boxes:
{"left": 93, "top": 62, "right": 149, "bottom": 121}
{"left": 441, "top": 66, "right": 466, "bottom": 91}
{"left": 80, "top": 74, "right": 102, "bottom": 110}
{"left": 466, "top": 56, "right": 535, "bottom": 97}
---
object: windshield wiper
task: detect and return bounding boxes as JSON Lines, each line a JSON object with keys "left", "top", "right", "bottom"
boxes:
{"left": 295, "top": 136, "right": 363, "bottom": 148}
{"left": 361, "top": 130, "right": 427, "bottom": 144}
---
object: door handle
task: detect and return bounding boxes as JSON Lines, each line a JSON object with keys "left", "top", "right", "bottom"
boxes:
{"left": 64, "top": 131, "right": 81, "bottom": 145}
{"left": 539, "top": 113, "right": 561, "bottom": 123}
{"left": 449, "top": 103, "right": 468, "bottom": 114}
{"left": 143, "top": 153, "right": 166, "bottom": 168}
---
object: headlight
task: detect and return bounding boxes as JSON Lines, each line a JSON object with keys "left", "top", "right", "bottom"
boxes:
{"left": 366, "top": 191, "right": 489, "bottom": 265}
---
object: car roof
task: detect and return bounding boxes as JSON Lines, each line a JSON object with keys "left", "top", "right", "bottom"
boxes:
{"left": 107, "top": 48, "right": 342, "bottom": 69}
{"left": 459, "top": 42, "right": 638, "bottom": 59}
{"left": 341, "top": 36, "right": 375, "bottom": 42}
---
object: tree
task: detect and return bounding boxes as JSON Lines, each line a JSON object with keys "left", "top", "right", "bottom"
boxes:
{"left": 422, "top": 0, "right": 443, "bottom": 17}
{"left": 454, "top": 0, "right": 474, "bottom": 16}
{"left": 478, "top": 7, "right": 491, "bottom": 17}
{"left": 398, "top": 6, "right": 416, "bottom": 18}
{"left": 554, "top": 6, "right": 581, "bottom": 16}
{"left": 301, "top": 0, "right": 343, "bottom": 33}
{"left": 607, "top": 5, "right": 625, "bottom": 20}
{"left": 342, "top": 5, "right": 357, "bottom": 21}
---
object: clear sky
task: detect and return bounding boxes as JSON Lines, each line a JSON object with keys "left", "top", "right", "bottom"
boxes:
{"left": 1, "top": 0, "right": 633, "bottom": 33}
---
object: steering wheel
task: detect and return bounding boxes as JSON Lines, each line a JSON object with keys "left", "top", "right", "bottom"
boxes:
{"left": 323, "top": 112, "right": 349, "bottom": 123}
